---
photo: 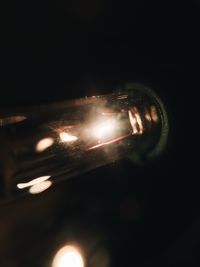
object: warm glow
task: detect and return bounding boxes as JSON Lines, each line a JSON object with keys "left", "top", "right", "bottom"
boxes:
{"left": 36, "top": 137, "right": 54, "bottom": 152}
{"left": 145, "top": 110, "right": 152, "bottom": 121}
{"left": 128, "top": 110, "right": 138, "bottom": 134}
{"left": 134, "top": 108, "right": 143, "bottom": 134}
{"left": 52, "top": 245, "right": 84, "bottom": 267}
{"left": 0, "top": 115, "right": 27, "bottom": 126}
{"left": 128, "top": 108, "right": 143, "bottom": 134}
{"left": 92, "top": 120, "right": 117, "bottom": 140}
{"left": 59, "top": 132, "right": 78, "bottom": 142}
{"left": 29, "top": 180, "right": 52, "bottom": 194}
{"left": 17, "top": 175, "right": 51, "bottom": 189}
{"left": 150, "top": 106, "right": 159, "bottom": 122}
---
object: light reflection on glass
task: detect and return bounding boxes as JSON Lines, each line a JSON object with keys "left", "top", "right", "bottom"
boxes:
{"left": 52, "top": 245, "right": 84, "bottom": 267}
{"left": 133, "top": 107, "right": 143, "bottom": 134}
{"left": 117, "top": 94, "right": 128, "bottom": 100}
{"left": 36, "top": 137, "right": 54, "bottom": 152}
{"left": 128, "top": 108, "right": 143, "bottom": 134}
{"left": 59, "top": 132, "right": 78, "bottom": 143}
{"left": 0, "top": 115, "right": 27, "bottom": 126}
{"left": 17, "top": 175, "right": 51, "bottom": 189}
{"left": 145, "top": 109, "right": 152, "bottom": 121}
{"left": 87, "top": 133, "right": 130, "bottom": 151}
{"left": 150, "top": 105, "right": 159, "bottom": 122}
{"left": 29, "top": 180, "right": 52, "bottom": 194}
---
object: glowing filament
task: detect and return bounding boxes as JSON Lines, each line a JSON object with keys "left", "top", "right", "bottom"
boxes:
{"left": 92, "top": 120, "right": 117, "bottom": 140}
{"left": 59, "top": 132, "right": 78, "bottom": 143}
{"left": 128, "top": 108, "right": 143, "bottom": 134}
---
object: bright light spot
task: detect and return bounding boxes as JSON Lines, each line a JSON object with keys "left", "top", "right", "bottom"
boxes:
{"left": 29, "top": 180, "right": 52, "bottom": 194}
{"left": 52, "top": 245, "right": 84, "bottom": 267}
{"left": 128, "top": 110, "right": 138, "bottom": 134}
{"left": 17, "top": 175, "right": 51, "bottom": 189}
{"left": 128, "top": 108, "right": 143, "bottom": 135}
{"left": 36, "top": 137, "right": 54, "bottom": 152}
{"left": 59, "top": 132, "right": 78, "bottom": 143}
{"left": 134, "top": 108, "right": 143, "bottom": 134}
{"left": 92, "top": 120, "right": 117, "bottom": 140}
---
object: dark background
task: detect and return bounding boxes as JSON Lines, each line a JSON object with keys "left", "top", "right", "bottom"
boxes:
{"left": 0, "top": 1, "right": 200, "bottom": 266}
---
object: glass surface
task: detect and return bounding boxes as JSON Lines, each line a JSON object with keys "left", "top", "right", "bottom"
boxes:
{"left": 0, "top": 84, "right": 168, "bottom": 201}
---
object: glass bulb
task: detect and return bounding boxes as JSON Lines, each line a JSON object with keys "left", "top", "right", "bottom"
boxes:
{"left": 0, "top": 83, "right": 168, "bottom": 200}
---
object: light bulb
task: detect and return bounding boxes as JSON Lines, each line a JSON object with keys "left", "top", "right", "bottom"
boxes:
{"left": 0, "top": 83, "right": 168, "bottom": 201}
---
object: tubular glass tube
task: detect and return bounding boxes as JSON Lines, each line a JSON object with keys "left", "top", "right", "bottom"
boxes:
{"left": 0, "top": 83, "right": 168, "bottom": 200}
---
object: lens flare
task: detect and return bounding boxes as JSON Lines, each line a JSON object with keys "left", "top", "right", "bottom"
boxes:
{"left": 52, "top": 245, "right": 84, "bottom": 267}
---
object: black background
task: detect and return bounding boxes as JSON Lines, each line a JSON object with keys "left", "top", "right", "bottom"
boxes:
{"left": 0, "top": 1, "right": 200, "bottom": 266}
